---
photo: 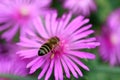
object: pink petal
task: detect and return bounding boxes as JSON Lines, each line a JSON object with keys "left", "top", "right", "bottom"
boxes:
{"left": 57, "top": 59, "right": 63, "bottom": 80}
{"left": 74, "top": 37, "right": 96, "bottom": 43}
{"left": 0, "top": 17, "right": 10, "bottom": 23}
{"left": 25, "top": 29, "right": 36, "bottom": 36}
{"left": 0, "top": 22, "right": 12, "bottom": 31}
{"left": 30, "top": 57, "right": 47, "bottom": 74}
{"left": 110, "top": 50, "right": 117, "bottom": 66}
{"left": 71, "top": 30, "right": 94, "bottom": 41}
{"left": 24, "top": 29, "right": 44, "bottom": 43}
{"left": 55, "top": 18, "right": 63, "bottom": 36}
{"left": 17, "top": 42, "right": 40, "bottom": 48}
{"left": 67, "top": 51, "right": 96, "bottom": 59}
{"left": 19, "top": 36, "right": 41, "bottom": 47}
{"left": 0, "top": 4, "right": 11, "bottom": 13}
{"left": 64, "top": 0, "right": 76, "bottom": 9}
{"left": 63, "top": 16, "right": 84, "bottom": 34}
{"left": 50, "top": 12, "right": 58, "bottom": 35}
{"left": 27, "top": 57, "right": 41, "bottom": 68}
{"left": 38, "top": 60, "right": 50, "bottom": 79}
{"left": 20, "top": 24, "right": 31, "bottom": 37}
{"left": 64, "top": 55, "right": 83, "bottom": 77}
{"left": 1, "top": 24, "right": 19, "bottom": 41}
{"left": 65, "top": 18, "right": 90, "bottom": 35}
{"left": 58, "top": 13, "right": 72, "bottom": 34}
{"left": 61, "top": 58, "right": 70, "bottom": 78}
{"left": 68, "top": 55, "right": 89, "bottom": 71}
{"left": 54, "top": 60, "right": 59, "bottom": 80}
{"left": 16, "top": 49, "right": 38, "bottom": 58}
{"left": 33, "top": 17, "right": 48, "bottom": 38}
{"left": 72, "top": 24, "right": 92, "bottom": 36}
{"left": 63, "top": 55, "right": 78, "bottom": 78}
{"left": 45, "top": 13, "right": 52, "bottom": 36}
{"left": 45, "top": 60, "right": 54, "bottom": 80}
{"left": 79, "top": 37, "right": 96, "bottom": 43}
{"left": 70, "top": 42, "right": 100, "bottom": 49}
{"left": 35, "top": 0, "right": 52, "bottom": 7}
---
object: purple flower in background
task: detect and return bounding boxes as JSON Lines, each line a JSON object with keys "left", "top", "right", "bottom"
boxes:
{"left": 63, "top": 0, "right": 96, "bottom": 16}
{"left": 107, "top": 8, "right": 120, "bottom": 30}
{"left": 17, "top": 12, "right": 100, "bottom": 80}
{"left": 0, "top": 0, "right": 52, "bottom": 41}
{"left": 0, "top": 42, "right": 28, "bottom": 79}
{"left": 0, "top": 42, "right": 17, "bottom": 58}
{"left": 99, "top": 9, "right": 120, "bottom": 66}
{"left": 99, "top": 28, "right": 120, "bottom": 66}
{"left": 0, "top": 57, "right": 28, "bottom": 77}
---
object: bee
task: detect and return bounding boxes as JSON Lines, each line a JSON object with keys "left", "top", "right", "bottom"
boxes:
{"left": 38, "top": 36, "right": 60, "bottom": 56}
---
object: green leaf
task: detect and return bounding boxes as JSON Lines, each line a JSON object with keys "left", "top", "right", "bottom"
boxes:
{"left": 95, "top": 0, "right": 112, "bottom": 23}
{"left": 94, "top": 65, "right": 120, "bottom": 73}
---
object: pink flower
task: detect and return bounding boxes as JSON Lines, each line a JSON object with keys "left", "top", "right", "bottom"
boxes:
{"left": 99, "top": 9, "right": 120, "bottom": 66}
{"left": 107, "top": 8, "right": 120, "bottom": 31}
{"left": 0, "top": 42, "right": 28, "bottom": 79}
{"left": 0, "top": 57, "right": 28, "bottom": 76}
{"left": 0, "top": 39, "right": 18, "bottom": 58}
{"left": 63, "top": 0, "right": 96, "bottom": 16}
{"left": 0, "top": 0, "right": 52, "bottom": 41}
{"left": 17, "top": 12, "right": 100, "bottom": 80}
{"left": 99, "top": 26, "right": 120, "bottom": 66}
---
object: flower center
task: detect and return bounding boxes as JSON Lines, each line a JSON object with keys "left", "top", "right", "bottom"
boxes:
{"left": 19, "top": 6, "right": 29, "bottom": 17}
{"left": 13, "top": 6, "right": 30, "bottom": 24}
{"left": 49, "top": 37, "right": 67, "bottom": 59}
{"left": 110, "top": 33, "right": 119, "bottom": 45}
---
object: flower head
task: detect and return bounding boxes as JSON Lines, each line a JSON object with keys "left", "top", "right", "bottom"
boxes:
{"left": 99, "top": 9, "right": 120, "bottom": 66}
{"left": 0, "top": 0, "right": 52, "bottom": 41}
{"left": 0, "top": 40, "right": 16, "bottom": 58}
{"left": 0, "top": 56, "right": 28, "bottom": 77}
{"left": 63, "top": 0, "right": 96, "bottom": 16}
{"left": 17, "top": 12, "right": 100, "bottom": 80}
{"left": 0, "top": 42, "right": 28, "bottom": 79}
{"left": 99, "top": 26, "right": 120, "bottom": 66}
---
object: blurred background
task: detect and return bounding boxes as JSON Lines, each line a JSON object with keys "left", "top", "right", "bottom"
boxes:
{"left": 1, "top": 0, "right": 120, "bottom": 80}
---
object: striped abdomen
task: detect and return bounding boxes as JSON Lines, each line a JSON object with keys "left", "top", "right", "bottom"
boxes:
{"left": 38, "top": 43, "right": 52, "bottom": 56}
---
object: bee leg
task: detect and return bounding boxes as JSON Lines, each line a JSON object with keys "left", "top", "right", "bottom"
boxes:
{"left": 50, "top": 51, "right": 55, "bottom": 59}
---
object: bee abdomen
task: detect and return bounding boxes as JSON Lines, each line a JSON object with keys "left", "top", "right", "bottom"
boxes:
{"left": 38, "top": 43, "right": 52, "bottom": 56}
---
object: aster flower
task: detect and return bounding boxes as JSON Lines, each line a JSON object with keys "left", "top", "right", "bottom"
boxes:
{"left": 0, "top": 57, "right": 28, "bottom": 77}
{"left": 63, "top": 0, "right": 96, "bottom": 16}
{"left": 17, "top": 12, "right": 100, "bottom": 80}
{"left": 0, "top": 41, "right": 17, "bottom": 59}
{"left": 99, "top": 9, "right": 120, "bottom": 66}
{"left": 0, "top": 0, "right": 52, "bottom": 41}
{"left": 0, "top": 42, "right": 28, "bottom": 79}
{"left": 107, "top": 8, "right": 120, "bottom": 30}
